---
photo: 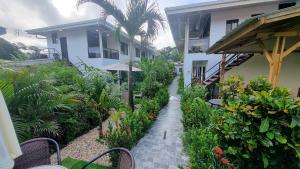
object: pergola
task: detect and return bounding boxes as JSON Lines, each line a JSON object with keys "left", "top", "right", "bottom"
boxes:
{"left": 207, "top": 6, "right": 300, "bottom": 87}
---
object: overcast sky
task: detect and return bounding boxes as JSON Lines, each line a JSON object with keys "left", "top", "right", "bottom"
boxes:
{"left": 0, "top": 0, "right": 213, "bottom": 49}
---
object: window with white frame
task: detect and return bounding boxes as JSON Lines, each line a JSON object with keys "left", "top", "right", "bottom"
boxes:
{"left": 226, "top": 19, "right": 239, "bottom": 34}
{"left": 120, "top": 42, "right": 128, "bottom": 55}
{"left": 87, "top": 30, "right": 101, "bottom": 58}
{"left": 51, "top": 33, "right": 58, "bottom": 44}
{"left": 135, "top": 48, "right": 140, "bottom": 57}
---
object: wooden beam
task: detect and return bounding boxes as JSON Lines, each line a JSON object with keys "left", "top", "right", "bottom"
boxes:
{"left": 220, "top": 54, "right": 226, "bottom": 83}
{"left": 257, "top": 31, "right": 300, "bottom": 38}
{"left": 265, "top": 10, "right": 300, "bottom": 23}
{"left": 257, "top": 40, "right": 273, "bottom": 64}
{"left": 282, "top": 40, "right": 300, "bottom": 58}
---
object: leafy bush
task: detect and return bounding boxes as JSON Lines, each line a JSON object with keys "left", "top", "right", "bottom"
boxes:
{"left": 217, "top": 76, "right": 300, "bottom": 169}
{"left": 181, "top": 85, "right": 207, "bottom": 104}
{"left": 182, "top": 98, "right": 212, "bottom": 130}
{"left": 155, "top": 87, "right": 169, "bottom": 108}
{"left": 178, "top": 73, "right": 184, "bottom": 94}
{"left": 0, "top": 61, "right": 117, "bottom": 144}
{"left": 183, "top": 128, "right": 221, "bottom": 169}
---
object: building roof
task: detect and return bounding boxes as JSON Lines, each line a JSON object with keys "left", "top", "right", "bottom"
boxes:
{"left": 27, "top": 18, "right": 115, "bottom": 35}
{"left": 165, "top": 0, "right": 278, "bottom": 15}
{"left": 207, "top": 6, "right": 300, "bottom": 54}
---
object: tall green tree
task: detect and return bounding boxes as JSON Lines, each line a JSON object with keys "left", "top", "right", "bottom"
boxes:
{"left": 77, "top": 0, "right": 164, "bottom": 110}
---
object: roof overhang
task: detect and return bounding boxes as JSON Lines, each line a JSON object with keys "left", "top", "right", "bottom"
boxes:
{"left": 165, "top": 0, "right": 278, "bottom": 15}
{"left": 26, "top": 19, "right": 115, "bottom": 36}
{"left": 207, "top": 6, "right": 300, "bottom": 54}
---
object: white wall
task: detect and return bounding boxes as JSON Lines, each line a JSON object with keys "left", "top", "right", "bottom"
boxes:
{"left": 45, "top": 28, "right": 150, "bottom": 70}
{"left": 225, "top": 53, "right": 300, "bottom": 97}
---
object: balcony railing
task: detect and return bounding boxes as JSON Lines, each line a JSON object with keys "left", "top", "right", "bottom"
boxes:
{"left": 103, "top": 48, "right": 119, "bottom": 60}
{"left": 188, "top": 38, "right": 209, "bottom": 53}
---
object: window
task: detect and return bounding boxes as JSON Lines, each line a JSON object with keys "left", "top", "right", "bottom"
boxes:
{"left": 120, "top": 42, "right": 128, "bottom": 55}
{"left": 279, "top": 2, "right": 296, "bottom": 9}
{"left": 135, "top": 48, "right": 140, "bottom": 58}
{"left": 87, "top": 30, "right": 101, "bottom": 58}
{"left": 51, "top": 33, "right": 58, "bottom": 44}
{"left": 141, "top": 51, "right": 146, "bottom": 58}
{"left": 226, "top": 19, "right": 239, "bottom": 34}
{"left": 102, "top": 34, "right": 107, "bottom": 48}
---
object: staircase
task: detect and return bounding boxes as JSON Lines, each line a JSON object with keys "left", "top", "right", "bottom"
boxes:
{"left": 203, "top": 54, "right": 253, "bottom": 86}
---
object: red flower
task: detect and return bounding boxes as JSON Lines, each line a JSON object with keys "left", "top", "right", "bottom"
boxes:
{"left": 214, "top": 146, "right": 223, "bottom": 155}
{"left": 220, "top": 157, "right": 228, "bottom": 165}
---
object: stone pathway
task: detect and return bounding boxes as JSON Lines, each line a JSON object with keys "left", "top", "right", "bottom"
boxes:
{"left": 132, "top": 77, "right": 189, "bottom": 169}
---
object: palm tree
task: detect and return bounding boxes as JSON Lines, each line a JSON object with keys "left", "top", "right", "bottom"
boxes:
{"left": 77, "top": 0, "right": 165, "bottom": 110}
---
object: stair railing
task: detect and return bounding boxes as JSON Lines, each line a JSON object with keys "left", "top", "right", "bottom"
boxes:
{"left": 205, "top": 54, "right": 241, "bottom": 82}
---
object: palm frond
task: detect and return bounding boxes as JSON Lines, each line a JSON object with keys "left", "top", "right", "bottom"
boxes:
{"left": 143, "top": 1, "right": 165, "bottom": 41}
{"left": 11, "top": 116, "right": 30, "bottom": 142}
{"left": 33, "top": 120, "right": 61, "bottom": 138}
{"left": 77, "top": 0, "right": 126, "bottom": 24}
{"left": 0, "top": 80, "right": 14, "bottom": 101}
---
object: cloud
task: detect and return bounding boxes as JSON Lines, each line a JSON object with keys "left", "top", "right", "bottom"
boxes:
{"left": 0, "top": 0, "right": 212, "bottom": 49}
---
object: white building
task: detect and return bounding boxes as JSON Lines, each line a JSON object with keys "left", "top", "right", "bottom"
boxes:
{"left": 165, "top": 0, "right": 300, "bottom": 87}
{"left": 27, "top": 19, "right": 156, "bottom": 70}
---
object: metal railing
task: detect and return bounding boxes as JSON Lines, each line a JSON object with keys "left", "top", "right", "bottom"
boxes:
{"left": 103, "top": 48, "right": 119, "bottom": 60}
{"left": 205, "top": 54, "right": 241, "bottom": 82}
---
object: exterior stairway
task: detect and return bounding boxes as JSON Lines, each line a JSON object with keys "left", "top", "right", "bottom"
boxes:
{"left": 203, "top": 54, "right": 253, "bottom": 86}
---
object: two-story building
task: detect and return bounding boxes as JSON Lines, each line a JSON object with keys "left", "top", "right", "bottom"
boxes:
{"left": 166, "top": 0, "right": 300, "bottom": 87}
{"left": 27, "top": 18, "right": 156, "bottom": 71}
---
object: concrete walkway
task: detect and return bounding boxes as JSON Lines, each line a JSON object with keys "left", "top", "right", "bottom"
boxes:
{"left": 132, "top": 77, "right": 188, "bottom": 169}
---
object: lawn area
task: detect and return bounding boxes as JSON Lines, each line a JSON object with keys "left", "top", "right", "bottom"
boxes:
{"left": 62, "top": 157, "right": 113, "bottom": 169}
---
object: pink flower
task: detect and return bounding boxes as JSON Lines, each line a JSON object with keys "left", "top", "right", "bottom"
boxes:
{"left": 220, "top": 157, "right": 228, "bottom": 165}
{"left": 214, "top": 146, "right": 223, "bottom": 155}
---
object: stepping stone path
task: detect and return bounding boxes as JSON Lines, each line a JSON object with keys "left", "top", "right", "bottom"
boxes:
{"left": 132, "top": 77, "right": 189, "bottom": 169}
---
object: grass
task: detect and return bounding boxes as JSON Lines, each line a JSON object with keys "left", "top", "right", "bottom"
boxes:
{"left": 62, "top": 157, "right": 113, "bottom": 169}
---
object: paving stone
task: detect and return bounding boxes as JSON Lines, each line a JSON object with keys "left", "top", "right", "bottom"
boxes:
{"left": 132, "top": 77, "right": 189, "bottom": 169}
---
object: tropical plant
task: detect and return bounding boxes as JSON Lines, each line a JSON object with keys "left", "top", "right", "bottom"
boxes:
{"left": 178, "top": 73, "right": 184, "bottom": 94}
{"left": 77, "top": 0, "right": 165, "bottom": 111}
{"left": 0, "top": 61, "right": 119, "bottom": 143}
{"left": 216, "top": 76, "right": 300, "bottom": 169}
{"left": 183, "top": 128, "right": 221, "bottom": 169}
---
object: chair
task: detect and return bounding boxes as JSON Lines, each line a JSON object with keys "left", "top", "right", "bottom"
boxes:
{"left": 81, "top": 147, "right": 135, "bottom": 169}
{"left": 13, "top": 137, "right": 61, "bottom": 169}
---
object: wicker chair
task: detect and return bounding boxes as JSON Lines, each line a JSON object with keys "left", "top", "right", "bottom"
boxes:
{"left": 13, "top": 138, "right": 61, "bottom": 169}
{"left": 81, "top": 147, "right": 135, "bottom": 169}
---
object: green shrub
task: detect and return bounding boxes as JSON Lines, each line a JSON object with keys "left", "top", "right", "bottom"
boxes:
{"left": 182, "top": 98, "right": 212, "bottom": 130}
{"left": 0, "top": 61, "right": 116, "bottom": 144}
{"left": 181, "top": 85, "right": 207, "bottom": 103}
{"left": 217, "top": 76, "right": 300, "bottom": 169}
{"left": 183, "top": 128, "right": 221, "bottom": 169}
{"left": 178, "top": 73, "right": 184, "bottom": 94}
{"left": 155, "top": 87, "right": 169, "bottom": 107}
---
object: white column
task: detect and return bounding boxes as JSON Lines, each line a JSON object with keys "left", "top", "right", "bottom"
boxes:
{"left": 184, "top": 16, "right": 189, "bottom": 57}
{"left": 184, "top": 16, "right": 191, "bottom": 86}
{"left": 98, "top": 30, "right": 104, "bottom": 58}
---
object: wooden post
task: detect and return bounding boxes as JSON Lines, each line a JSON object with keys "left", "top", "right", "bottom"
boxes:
{"left": 220, "top": 54, "right": 226, "bottom": 83}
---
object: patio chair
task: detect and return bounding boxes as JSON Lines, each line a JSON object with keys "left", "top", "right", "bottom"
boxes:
{"left": 13, "top": 137, "right": 61, "bottom": 169}
{"left": 81, "top": 147, "right": 135, "bottom": 169}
